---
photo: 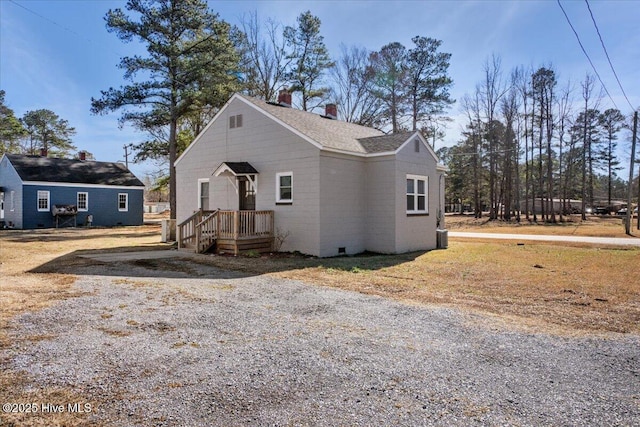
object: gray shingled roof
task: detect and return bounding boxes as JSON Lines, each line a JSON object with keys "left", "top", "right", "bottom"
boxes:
{"left": 240, "top": 95, "right": 386, "bottom": 154}
{"left": 6, "top": 154, "right": 144, "bottom": 187}
{"left": 357, "top": 132, "right": 415, "bottom": 153}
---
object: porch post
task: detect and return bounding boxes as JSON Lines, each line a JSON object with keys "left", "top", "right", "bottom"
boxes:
{"left": 234, "top": 211, "right": 239, "bottom": 240}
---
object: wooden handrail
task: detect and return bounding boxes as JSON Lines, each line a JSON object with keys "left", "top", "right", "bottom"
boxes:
{"left": 179, "top": 209, "right": 274, "bottom": 253}
{"left": 177, "top": 209, "right": 216, "bottom": 249}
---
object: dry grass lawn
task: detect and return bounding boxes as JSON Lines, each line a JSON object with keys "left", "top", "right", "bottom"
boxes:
{"left": 0, "top": 225, "right": 163, "bottom": 427}
{"left": 1, "top": 219, "right": 638, "bottom": 424}
{"left": 446, "top": 213, "right": 639, "bottom": 238}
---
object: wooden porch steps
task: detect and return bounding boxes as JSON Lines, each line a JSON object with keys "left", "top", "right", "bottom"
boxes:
{"left": 216, "top": 237, "right": 273, "bottom": 255}
{"left": 177, "top": 209, "right": 274, "bottom": 255}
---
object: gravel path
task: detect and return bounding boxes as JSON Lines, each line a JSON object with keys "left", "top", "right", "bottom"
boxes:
{"left": 5, "top": 258, "right": 640, "bottom": 426}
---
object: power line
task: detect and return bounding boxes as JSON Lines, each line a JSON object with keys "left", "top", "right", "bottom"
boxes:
{"left": 7, "top": 0, "right": 220, "bottom": 94}
{"left": 556, "top": 0, "right": 619, "bottom": 110}
{"left": 8, "top": 0, "right": 104, "bottom": 51}
{"left": 584, "top": 0, "right": 635, "bottom": 112}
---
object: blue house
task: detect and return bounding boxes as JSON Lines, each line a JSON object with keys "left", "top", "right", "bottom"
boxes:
{"left": 0, "top": 154, "right": 144, "bottom": 229}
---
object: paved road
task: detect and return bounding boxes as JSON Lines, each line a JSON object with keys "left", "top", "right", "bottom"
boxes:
{"left": 449, "top": 231, "right": 640, "bottom": 247}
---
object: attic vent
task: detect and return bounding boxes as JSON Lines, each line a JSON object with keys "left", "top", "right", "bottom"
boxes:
{"left": 229, "top": 114, "right": 243, "bottom": 129}
{"left": 414, "top": 139, "right": 420, "bottom": 152}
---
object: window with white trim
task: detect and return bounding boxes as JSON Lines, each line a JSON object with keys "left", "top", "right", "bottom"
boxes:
{"left": 406, "top": 175, "right": 428, "bottom": 214}
{"left": 198, "top": 179, "right": 210, "bottom": 210}
{"left": 37, "top": 190, "right": 50, "bottom": 212}
{"left": 10, "top": 191, "right": 15, "bottom": 211}
{"left": 118, "top": 193, "right": 128, "bottom": 212}
{"left": 77, "top": 192, "right": 88, "bottom": 211}
{"left": 276, "top": 172, "right": 293, "bottom": 203}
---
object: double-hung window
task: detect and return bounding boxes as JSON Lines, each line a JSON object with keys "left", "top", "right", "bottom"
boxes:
{"left": 276, "top": 172, "right": 293, "bottom": 204}
{"left": 198, "top": 179, "right": 210, "bottom": 210}
{"left": 406, "top": 175, "right": 428, "bottom": 214}
{"left": 77, "top": 192, "right": 88, "bottom": 211}
{"left": 118, "top": 193, "right": 129, "bottom": 212}
{"left": 37, "top": 190, "right": 50, "bottom": 212}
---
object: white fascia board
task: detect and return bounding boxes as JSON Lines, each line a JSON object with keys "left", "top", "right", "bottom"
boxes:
{"left": 23, "top": 181, "right": 145, "bottom": 190}
{"left": 364, "top": 150, "right": 397, "bottom": 158}
{"left": 175, "top": 95, "right": 238, "bottom": 167}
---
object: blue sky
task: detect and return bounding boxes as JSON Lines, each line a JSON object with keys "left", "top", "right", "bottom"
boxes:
{"left": 1, "top": 0, "right": 638, "bottom": 180}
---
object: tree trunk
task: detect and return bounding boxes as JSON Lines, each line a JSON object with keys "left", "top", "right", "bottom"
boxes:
{"left": 169, "top": 117, "right": 177, "bottom": 220}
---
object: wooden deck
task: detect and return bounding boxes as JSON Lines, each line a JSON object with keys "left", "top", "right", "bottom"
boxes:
{"left": 177, "top": 210, "right": 274, "bottom": 255}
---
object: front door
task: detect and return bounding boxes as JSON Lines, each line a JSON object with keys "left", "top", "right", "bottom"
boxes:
{"left": 238, "top": 177, "right": 256, "bottom": 236}
{"left": 238, "top": 176, "right": 255, "bottom": 211}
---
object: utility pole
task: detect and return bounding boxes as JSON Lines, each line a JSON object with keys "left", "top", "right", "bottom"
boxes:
{"left": 123, "top": 144, "right": 133, "bottom": 169}
{"left": 636, "top": 122, "right": 640, "bottom": 230}
{"left": 625, "top": 110, "right": 637, "bottom": 235}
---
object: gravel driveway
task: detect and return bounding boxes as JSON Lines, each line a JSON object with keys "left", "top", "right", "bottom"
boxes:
{"left": 5, "top": 257, "right": 640, "bottom": 426}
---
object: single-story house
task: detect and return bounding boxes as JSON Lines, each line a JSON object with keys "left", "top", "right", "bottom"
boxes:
{"left": 175, "top": 91, "right": 447, "bottom": 257}
{"left": 0, "top": 153, "right": 144, "bottom": 229}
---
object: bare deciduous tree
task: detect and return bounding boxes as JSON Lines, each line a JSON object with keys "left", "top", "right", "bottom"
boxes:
{"left": 240, "top": 12, "right": 291, "bottom": 101}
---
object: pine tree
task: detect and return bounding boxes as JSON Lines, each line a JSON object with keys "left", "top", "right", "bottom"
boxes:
{"left": 91, "top": 0, "right": 241, "bottom": 219}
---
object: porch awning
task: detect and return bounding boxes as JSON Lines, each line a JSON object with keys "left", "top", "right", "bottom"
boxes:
{"left": 213, "top": 162, "right": 259, "bottom": 177}
{"left": 213, "top": 162, "right": 259, "bottom": 195}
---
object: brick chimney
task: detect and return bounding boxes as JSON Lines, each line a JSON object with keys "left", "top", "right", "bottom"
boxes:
{"left": 79, "top": 151, "right": 86, "bottom": 161}
{"left": 277, "top": 89, "right": 292, "bottom": 107}
{"left": 40, "top": 148, "right": 48, "bottom": 157}
{"left": 325, "top": 103, "right": 337, "bottom": 119}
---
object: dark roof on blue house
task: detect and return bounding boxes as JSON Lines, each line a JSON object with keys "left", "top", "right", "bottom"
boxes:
{"left": 6, "top": 154, "right": 144, "bottom": 187}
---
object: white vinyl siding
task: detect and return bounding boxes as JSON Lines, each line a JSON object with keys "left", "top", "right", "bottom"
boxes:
{"left": 77, "top": 192, "right": 88, "bottom": 211}
{"left": 276, "top": 172, "right": 293, "bottom": 203}
{"left": 406, "top": 175, "right": 428, "bottom": 214}
{"left": 37, "top": 190, "right": 50, "bottom": 212}
{"left": 118, "top": 193, "right": 128, "bottom": 212}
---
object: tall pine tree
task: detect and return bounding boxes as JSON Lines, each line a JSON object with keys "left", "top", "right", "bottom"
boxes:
{"left": 91, "top": 0, "right": 241, "bottom": 219}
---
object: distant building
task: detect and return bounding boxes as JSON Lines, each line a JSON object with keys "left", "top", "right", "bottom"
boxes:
{"left": 0, "top": 153, "right": 144, "bottom": 229}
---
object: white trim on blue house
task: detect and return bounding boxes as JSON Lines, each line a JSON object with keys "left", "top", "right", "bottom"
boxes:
{"left": 23, "top": 181, "right": 145, "bottom": 190}
{"left": 77, "top": 192, "right": 88, "bottom": 211}
{"left": 37, "top": 190, "right": 50, "bottom": 212}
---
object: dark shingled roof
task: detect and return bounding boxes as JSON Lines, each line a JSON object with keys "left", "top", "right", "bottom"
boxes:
{"left": 6, "top": 154, "right": 144, "bottom": 187}
{"left": 220, "top": 162, "right": 259, "bottom": 174}
{"left": 357, "top": 132, "right": 415, "bottom": 153}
